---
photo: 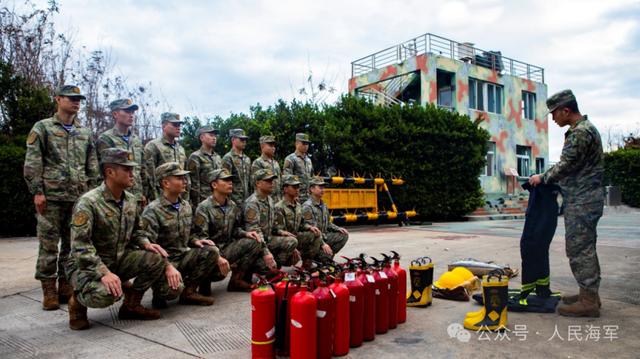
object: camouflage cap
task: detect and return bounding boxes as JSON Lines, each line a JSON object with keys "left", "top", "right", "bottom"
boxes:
{"left": 55, "top": 85, "right": 86, "bottom": 99}
{"left": 109, "top": 98, "right": 139, "bottom": 112}
{"left": 282, "top": 174, "right": 302, "bottom": 186}
{"left": 155, "top": 162, "right": 190, "bottom": 180}
{"left": 207, "top": 168, "right": 234, "bottom": 183}
{"left": 546, "top": 89, "right": 576, "bottom": 114}
{"left": 198, "top": 125, "right": 219, "bottom": 135}
{"left": 254, "top": 169, "right": 277, "bottom": 182}
{"left": 309, "top": 176, "right": 326, "bottom": 186}
{"left": 100, "top": 148, "right": 138, "bottom": 167}
{"left": 259, "top": 135, "right": 276, "bottom": 144}
{"left": 295, "top": 133, "right": 311, "bottom": 143}
{"left": 229, "top": 128, "right": 249, "bottom": 139}
{"left": 161, "top": 112, "right": 183, "bottom": 124}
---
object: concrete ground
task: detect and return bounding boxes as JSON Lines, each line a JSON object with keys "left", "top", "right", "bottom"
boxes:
{"left": 1, "top": 208, "right": 639, "bottom": 358}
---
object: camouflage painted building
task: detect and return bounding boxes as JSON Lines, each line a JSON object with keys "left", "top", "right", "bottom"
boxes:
{"left": 349, "top": 33, "right": 548, "bottom": 196}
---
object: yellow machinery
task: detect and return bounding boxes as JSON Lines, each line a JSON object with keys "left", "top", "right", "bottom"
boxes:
{"left": 321, "top": 175, "right": 417, "bottom": 224}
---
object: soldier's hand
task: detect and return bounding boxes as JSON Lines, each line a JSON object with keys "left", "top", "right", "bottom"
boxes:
{"left": 34, "top": 194, "right": 46, "bottom": 215}
{"left": 529, "top": 174, "right": 542, "bottom": 187}
{"left": 141, "top": 195, "right": 148, "bottom": 208}
{"left": 165, "top": 264, "right": 182, "bottom": 290}
{"left": 338, "top": 227, "right": 349, "bottom": 235}
{"left": 322, "top": 243, "right": 333, "bottom": 256}
{"left": 247, "top": 231, "right": 262, "bottom": 242}
{"left": 281, "top": 230, "right": 295, "bottom": 237}
{"left": 193, "top": 239, "right": 215, "bottom": 247}
{"left": 263, "top": 253, "right": 277, "bottom": 269}
{"left": 143, "top": 243, "right": 169, "bottom": 257}
{"left": 217, "top": 257, "right": 230, "bottom": 276}
{"left": 309, "top": 226, "right": 321, "bottom": 236}
{"left": 101, "top": 272, "right": 122, "bottom": 297}
{"left": 291, "top": 249, "right": 301, "bottom": 265}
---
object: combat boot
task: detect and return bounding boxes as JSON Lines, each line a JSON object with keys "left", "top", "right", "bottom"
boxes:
{"left": 562, "top": 291, "right": 601, "bottom": 308}
{"left": 227, "top": 270, "right": 253, "bottom": 292}
{"left": 68, "top": 292, "right": 90, "bottom": 330}
{"left": 557, "top": 288, "right": 600, "bottom": 317}
{"left": 41, "top": 279, "right": 59, "bottom": 310}
{"left": 118, "top": 286, "right": 161, "bottom": 320}
{"left": 406, "top": 258, "right": 434, "bottom": 307}
{"left": 58, "top": 276, "right": 73, "bottom": 304}
{"left": 179, "top": 283, "right": 215, "bottom": 306}
{"left": 198, "top": 279, "right": 212, "bottom": 296}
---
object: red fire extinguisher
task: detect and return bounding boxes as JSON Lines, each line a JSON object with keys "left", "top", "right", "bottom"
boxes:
{"left": 251, "top": 283, "right": 276, "bottom": 359}
{"left": 290, "top": 285, "right": 317, "bottom": 359}
{"left": 313, "top": 278, "right": 334, "bottom": 359}
{"left": 391, "top": 251, "right": 407, "bottom": 324}
{"left": 356, "top": 257, "right": 376, "bottom": 341}
{"left": 328, "top": 276, "right": 350, "bottom": 356}
{"left": 342, "top": 258, "right": 364, "bottom": 348}
{"left": 275, "top": 278, "right": 299, "bottom": 357}
{"left": 381, "top": 253, "right": 399, "bottom": 329}
{"left": 370, "top": 257, "right": 390, "bottom": 334}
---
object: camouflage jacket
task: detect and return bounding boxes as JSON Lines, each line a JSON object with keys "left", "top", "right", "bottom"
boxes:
{"left": 274, "top": 197, "right": 311, "bottom": 235}
{"left": 69, "top": 183, "right": 151, "bottom": 279}
{"left": 251, "top": 155, "right": 282, "bottom": 200}
{"left": 302, "top": 197, "right": 340, "bottom": 233}
{"left": 222, "top": 150, "right": 251, "bottom": 204}
{"left": 543, "top": 116, "right": 604, "bottom": 205}
{"left": 144, "top": 135, "right": 188, "bottom": 201}
{"left": 187, "top": 147, "right": 222, "bottom": 207}
{"left": 135, "top": 196, "right": 193, "bottom": 262}
{"left": 191, "top": 196, "right": 247, "bottom": 249}
{"left": 283, "top": 151, "right": 313, "bottom": 201}
{"left": 24, "top": 114, "right": 99, "bottom": 202}
{"left": 96, "top": 127, "right": 147, "bottom": 201}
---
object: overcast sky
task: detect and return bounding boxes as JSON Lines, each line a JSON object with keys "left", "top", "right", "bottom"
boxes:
{"left": 38, "top": 0, "right": 640, "bottom": 160}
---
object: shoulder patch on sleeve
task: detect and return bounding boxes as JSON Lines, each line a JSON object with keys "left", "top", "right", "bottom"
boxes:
{"left": 27, "top": 131, "right": 38, "bottom": 145}
{"left": 194, "top": 213, "right": 206, "bottom": 226}
{"left": 188, "top": 160, "right": 198, "bottom": 172}
{"left": 72, "top": 211, "right": 89, "bottom": 226}
{"left": 303, "top": 210, "right": 313, "bottom": 221}
{"left": 246, "top": 207, "right": 257, "bottom": 222}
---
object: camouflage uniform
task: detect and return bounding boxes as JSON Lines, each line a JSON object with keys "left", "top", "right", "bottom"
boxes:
{"left": 222, "top": 129, "right": 252, "bottom": 205}
{"left": 283, "top": 133, "right": 313, "bottom": 203}
{"left": 251, "top": 155, "right": 282, "bottom": 201}
{"left": 67, "top": 151, "right": 172, "bottom": 308}
{"left": 275, "top": 197, "right": 323, "bottom": 261}
{"left": 24, "top": 100, "right": 100, "bottom": 281}
{"left": 144, "top": 113, "right": 189, "bottom": 202}
{"left": 187, "top": 128, "right": 222, "bottom": 208}
{"left": 136, "top": 182, "right": 217, "bottom": 296}
{"left": 542, "top": 90, "right": 604, "bottom": 293}
{"left": 302, "top": 178, "right": 348, "bottom": 258}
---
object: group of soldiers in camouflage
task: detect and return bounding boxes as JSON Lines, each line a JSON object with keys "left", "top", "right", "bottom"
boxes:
{"left": 23, "top": 85, "right": 349, "bottom": 331}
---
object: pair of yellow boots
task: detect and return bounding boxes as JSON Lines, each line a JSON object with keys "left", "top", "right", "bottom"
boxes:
{"left": 463, "top": 271, "right": 509, "bottom": 331}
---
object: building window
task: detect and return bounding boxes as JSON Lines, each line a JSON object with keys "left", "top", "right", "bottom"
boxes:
{"left": 469, "top": 78, "right": 503, "bottom": 114}
{"left": 516, "top": 145, "right": 531, "bottom": 177}
{"left": 522, "top": 91, "right": 536, "bottom": 120}
{"left": 535, "top": 157, "right": 545, "bottom": 174}
{"left": 437, "top": 70, "right": 455, "bottom": 110}
{"left": 484, "top": 141, "right": 496, "bottom": 176}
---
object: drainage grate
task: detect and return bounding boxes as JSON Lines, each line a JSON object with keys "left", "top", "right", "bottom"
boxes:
{"left": 0, "top": 334, "right": 36, "bottom": 358}
{"left": 109, "top": 305, "right": 137, "bottom": 326}
{"left": 175, "top": 321, "right": 249, "bottom": 354}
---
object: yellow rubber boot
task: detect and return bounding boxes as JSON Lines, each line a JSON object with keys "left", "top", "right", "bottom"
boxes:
{"left": 406, "top": 258, "right": 434, "bottom": 307}
{"left": 464, "top": 273, "right": 508, "bottom": 331}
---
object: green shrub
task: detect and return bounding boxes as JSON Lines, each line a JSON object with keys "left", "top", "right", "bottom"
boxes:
{"left": 605, "top": 148, "right": 640, "bottom": 207}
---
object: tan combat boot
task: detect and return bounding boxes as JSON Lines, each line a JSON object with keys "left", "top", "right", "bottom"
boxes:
{"left": 68, "top": 292, "right": 90, "bottom": 330}
{"left": 198, "top": 279, "right": 212, "bottom": 296}
{"left": 58, "top": 276, "right": 73, "bottom": 304}
{"left": 557, "top": 288, "right": 600, "bottom": 317}
{"left": 227, "top": 270, "right": 253, "bottom": 292}
{"left": 179, "top": 283, "right": 215, "bottom": 306}
{"left": 118, "top": 286, "right": 161, "bottom": 320}
{"left": 562, "top": 291, "right": 602, "bottom": 308}
{"left": 41, "top": 279, "right": 59, "bottom": 310}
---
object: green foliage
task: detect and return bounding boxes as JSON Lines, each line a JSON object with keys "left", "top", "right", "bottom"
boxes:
{"left": 604, "top": 148, "right": 640, "bottom": 207}
{"left": 0, "top": 136, "right": 36, "bottom": 236}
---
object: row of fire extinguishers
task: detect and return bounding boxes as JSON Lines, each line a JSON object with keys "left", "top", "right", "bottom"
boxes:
{"left": 251, "top": 251, "right": 408, "bottom": 359}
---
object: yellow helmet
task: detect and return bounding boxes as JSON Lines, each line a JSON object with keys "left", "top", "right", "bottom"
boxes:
{"left": 451, "top": 267, "right": 474, "bottom": 281}
{"left": 434, "top": 271, "right": 465, "bottom": 290}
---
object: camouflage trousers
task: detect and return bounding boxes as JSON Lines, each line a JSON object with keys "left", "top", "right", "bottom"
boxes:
{"left": 317, "top": 232, "right": 349, "bottom": 261}
{"left": 154, "top": 247, "right": 219, "bottom": 296}
{"left": 564, "top": 202, "right": 603, "bottom": 292}
{"left": 217, "top": 238, "right": 263, "bottom": 275}
{"left": 70, "top": 250, "right": 166, "bottom": 308}
{"left": 295, "top": 231, "right": 324, "bottom": 261}
{"left": 35, "top": 200, "right": 74, "bottom": 280}
{"left": 253, "top": 236, "right": 298, "bottom": 273}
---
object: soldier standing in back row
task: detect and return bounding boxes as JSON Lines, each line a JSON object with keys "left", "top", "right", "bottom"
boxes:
{"left": 97, "top": 99, "right": 148, "bottom": 211}
{"left": 187, "top": 125, "right": 222, "bottom": 208}
{"left": 23, "top": 85, "right": 99, "bottom": 311}
{"left": 283, "top": 133, "right": 313, "bottom": 203}
{"left": 222, "top": 128, "right": 252, "bottom": 205}
{"left": 529, "top": 90, "right": 604, "bottom": 318}
{"left": 144, "top": 112, "right": 189, "bottom": 202}
{"left": 251, "top": 135, "right": 282, "bottom": 201}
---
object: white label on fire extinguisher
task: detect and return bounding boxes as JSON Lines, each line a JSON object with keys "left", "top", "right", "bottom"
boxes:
{"left": 251, "top": 305, "right": 256, "bottom": 311}
{"left": 317, "top": 310, "right": 327, "bottom": 318}
{"left": 375, "top": 289, "right": 380, "bottom": 295}
{"left": 349, "top": 295, "right": 356, "bottom": 302}
{"left": 345, "top": 272, "right": 356, "bottom": 281}
{"left": 330, "top": 289, "right": 337, "bottom": 298}
{"left": 266, "top": 326, "right": 275, "bottom": 339}
{"left": 366, "top": 274, "right": 375, "bottom": 283}
{"left": 379, "top": 271, "right": 388, "bottom": 279}
{"left": 291, "top": 319, "right": 302, "bottom": 329}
